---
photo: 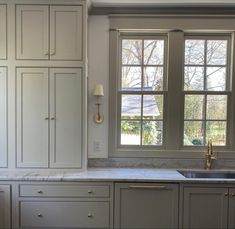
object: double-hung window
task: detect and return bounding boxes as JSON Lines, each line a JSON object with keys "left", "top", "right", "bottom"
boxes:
{"left": 183, "top": 35, "right": 231, "bottom": 147}
{"left": 109, "top": 18, "right": 235, "bottom": 157}
{"left": 119, "top": 35, "right": 167, "bottom": 147}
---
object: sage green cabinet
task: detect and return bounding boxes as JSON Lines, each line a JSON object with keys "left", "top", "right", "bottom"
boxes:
{"left": 114, "top": 183, "right": 179, "bottom": 229}
{"left": 182, "top": 187, "right": 228, "bottom": 229}
{"left": 0, "top": 5, "right": 6, "bottom": 59}
{"left": 181, "top": 186, "right": 235, "bottom": 229}
{"left": 0, "top": 185, "right": 11, "bottom": 229}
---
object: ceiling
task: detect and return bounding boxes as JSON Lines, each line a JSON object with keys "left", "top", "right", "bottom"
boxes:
{"left": 90, "top": 0, "right": 235, "bottom": 7}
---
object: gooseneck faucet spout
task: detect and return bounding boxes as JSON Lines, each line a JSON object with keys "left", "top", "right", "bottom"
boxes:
{"left": 205, "top": 139, "right": 217, "bottom": 170}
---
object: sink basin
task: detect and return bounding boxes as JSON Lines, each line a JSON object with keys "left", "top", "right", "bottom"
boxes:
{"left": 178, "top": 170, "right": 235, "bottom": 179}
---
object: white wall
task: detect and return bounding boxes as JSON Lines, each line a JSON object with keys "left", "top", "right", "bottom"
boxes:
{"left": 88, "top": 15, "right": 110, "bottom": 158}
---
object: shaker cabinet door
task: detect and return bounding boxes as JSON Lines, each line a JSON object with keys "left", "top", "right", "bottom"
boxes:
{"left": 16, "top": 5, "right": 49, "bottom": 60}
{"left": 0, "top": 67, "right": 7, "bottom": 167}
{"left": 0, "top": 5, "right": 7, "bottom": 59}
{"left": 229, "top": 188, "right": 235, "bottom": 229}
{"left": 50, "top": 6, "right": 83, "bottom": 60}
{"left": 0, "top": 185, "right": 10, "bottom": 229}
{"left": 16, "top": 68, "right": 49, "bottom": 167}
{"left": 182, "top": 187, "right": 228, "bottom": 229}
{"left": 115, "top": 183, "right": 179, "bottom": 229}
{"left": 49, "top": 68, "right": 82, "bottom": 168}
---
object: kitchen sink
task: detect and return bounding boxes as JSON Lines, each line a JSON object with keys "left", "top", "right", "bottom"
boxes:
{"left": 178, "top": 170, "right": 235, "bottom": 179}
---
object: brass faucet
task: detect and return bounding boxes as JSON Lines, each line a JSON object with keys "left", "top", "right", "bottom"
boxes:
{"left": 205, "top": 139, "right": 217, "bottom": 170}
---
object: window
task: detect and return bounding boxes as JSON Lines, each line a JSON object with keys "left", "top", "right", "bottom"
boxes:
{"left": 109, "top": 16, "right": 235, "bottom": 157}
{"left": 120, "top": 36, "right": 167, "bottom": 147}
{"left": 183, "top": 36, "right": 230, "bottom": 146}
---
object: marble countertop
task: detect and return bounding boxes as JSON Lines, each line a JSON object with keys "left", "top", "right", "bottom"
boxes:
{"left": 0, "top": 168, "right": 235, "bottom": 183}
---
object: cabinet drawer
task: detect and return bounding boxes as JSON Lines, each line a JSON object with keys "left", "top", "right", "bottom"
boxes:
{"left": 20, "top": 201, "right": 110, "bottom": 228}
{"left": 19, "top": 184, "right": 110, "bottom": 198}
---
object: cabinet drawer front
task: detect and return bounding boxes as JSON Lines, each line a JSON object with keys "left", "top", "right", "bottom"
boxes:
{"left": 20, "top": 184, "right": 110, "bottom": 197}
{"left": 20, "top": 201, "right": 110, "bottom": 228}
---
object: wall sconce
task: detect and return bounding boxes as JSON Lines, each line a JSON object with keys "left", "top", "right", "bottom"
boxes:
{"left": 93, "top": 84, "right": 104, "bottom": 124}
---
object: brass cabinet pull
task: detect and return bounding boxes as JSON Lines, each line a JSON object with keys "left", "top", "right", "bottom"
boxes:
{"left": 128, "top": 185, "right": 167, "bottom": 190}
{"left": 87, "top": 213, "right": 93, "bottom": 218}
{"left": 37, "top": 213, "right": 43, "bottom": 217}
{"left": 225, "top": 193, "right": 229, "bottom": 196}
{"left": 87, "top": 190, "right": 93, "bottom": 194}
{"left": 231, "top": 193, "right": 235, "bottom": 197}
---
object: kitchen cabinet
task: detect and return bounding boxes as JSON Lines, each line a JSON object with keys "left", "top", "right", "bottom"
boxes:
{"left": 0, "top": 185, "right": 11, "bottom": 229}
{"left": 114, "top": 183, "right": 179, "bottom": 229}
{"left": 16, "top": 68, "right": 82, "bottom": 168}
{"left": 0, "top": 67, "right": 7, "bottom": 167}
{"left": 181, "top": 185, "right": 235, "bottom": 229}
{"left": 15, "top": 182, "right": 113, "bottom": 229}
{"left": 16, "top": 5, "right": 83, "bottom": 60}
{"left": 182, "top": 187, "right": 228, "bottom": 229}
{"left": 0, "top": 5, "right": 7, "bottom": 59}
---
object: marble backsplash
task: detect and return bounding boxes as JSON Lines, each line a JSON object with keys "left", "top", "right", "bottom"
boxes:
{"left": 88, "top": 158, "right": 235, "bottom": 169}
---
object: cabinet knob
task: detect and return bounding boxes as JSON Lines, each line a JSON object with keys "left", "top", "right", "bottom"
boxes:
{"left": 87, "top": 190, "right": 93, "bottom": 194}
{"left": 45, "top": 117, "right": 49, "bottom": 120}
{"left": 225, "top": 193, "right": 229, "bottom": 196}
{"left": 51, "top": 117, "right": 55, "bottom": 120}
{"left": 37, "top": 213, "right": 43, "bottom": 217}
{"left": 37, "top": 190, "right": 43, "bottom": 194}
{"left": 87, "top": 213, "right": 93, "bottom": 218}
{"left": 231, "top": 193, "right": 235, "bottom": 197}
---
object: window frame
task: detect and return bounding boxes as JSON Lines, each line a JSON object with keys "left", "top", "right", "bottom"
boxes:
{"left": 182, "top": 34, "right": 232, "bottom": 149}
{"left": 109, "top": 15, "right": 235, "bottom": 158}
{"left": 117, "top": 34, "right": 168, "bottom": 149}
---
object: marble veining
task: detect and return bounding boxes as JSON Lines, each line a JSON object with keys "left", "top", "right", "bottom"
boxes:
{"left": 0, "top": 168, "right": 235, "bottom": 183}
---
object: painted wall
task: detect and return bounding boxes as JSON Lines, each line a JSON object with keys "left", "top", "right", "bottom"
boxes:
{"left": 88, "top": 15, "right": 110, "bottom": 158}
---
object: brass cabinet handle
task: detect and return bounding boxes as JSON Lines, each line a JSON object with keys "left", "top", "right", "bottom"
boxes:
{"left": 231, "top": 193, "right": 235, "bottom": 197}
{"left": 37, "top": 213, "right": 43, "bottom": 217}
{"left": 87, "top": 213, "right": 93, "bottom": 218}
{"left": 225, "top": 193, "right": 229, "bottom": 196}
{"left": 87, "top": 190, "right": 93, "bottom": 194}
{"left": 128, "top": 185, "right": 167, "bottom": 190}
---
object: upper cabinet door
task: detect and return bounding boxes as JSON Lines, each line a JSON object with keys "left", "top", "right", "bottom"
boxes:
{"left": 0, "top": 5, "right": 7, "bottom": 59}
{"left": 16, "top": 68, "right": 49, "bottom": 168}
{"left": 50, "top": 6, "right": 83, "bottom": 60}
{"left": 0, "top": 68, "right": 7, "bottom": 167}
{"left": 16, "top": 5, "right": 49, "bottom": 60}
{"left": 49, "top": 68, "right": 82, "bottom": 168}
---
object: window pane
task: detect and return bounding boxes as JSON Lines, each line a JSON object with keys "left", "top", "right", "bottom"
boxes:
{"left": 143, "top": 95, "right": 163, "bottom": 119}
{"left": 184, "top": 121, "right": 204, "bottom": 146}
{"left": 185, "top": 40, "right": 205, "bottom": 65}
{"left": 184, "top": 95, "right": 204, "bottom": 120}
{"left": 122, "top": 67, "right": 141, "bottom": 90}
{"left": 121, "top": 95, "right": 141, "bottom": 119}
{"left": 206, "top": 121, "right": 226, "bottom": 146}
{"left": 121, "top": 121, "right": 141, "bottom": 145}
{"left": 207, "top": 95, "right": 227, "bottom": 120}
{"left": 184, "top": 67, "right": 204, "bottom": 91}
{"left": 207, "top": 40, "right": 227, "bottom": 65}
{"left": 142, "top": 121, "right": 163, "bottom": 145}
{"left": 122, "top": 40, "right": 142, "bottom": 65}
{"left": 144, "top": 40, "right": 164, "bottom": 65}
{"left": 144, "top": 67, "right": 163, "bottom": 91}
{"left": 206, "top": 67, "right": 226, "bottom": 91}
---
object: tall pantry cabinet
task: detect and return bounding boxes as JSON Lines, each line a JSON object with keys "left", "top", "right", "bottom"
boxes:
{"left": 0, "top": 0, "right": 87, "bottom": 169}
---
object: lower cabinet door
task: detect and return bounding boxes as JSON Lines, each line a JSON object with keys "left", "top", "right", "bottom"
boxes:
{"left": 182, "top": 187, "right": 228, "bottom": 229}
{"left": 20, "top": 201, "right": 110, "bottom": 228}
{"left": 114, "top": 183, "right": 179, "bottom": 229}
{"left": 0, "top": 185, "right": 11, "bottom": 229}
{"left": 229, "top": 188, "right": 235, "bottom": 229}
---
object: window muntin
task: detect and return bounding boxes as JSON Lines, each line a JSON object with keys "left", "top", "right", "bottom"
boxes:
{"left": 119, "top": 36, "right": 167, "bottom": 146}
{"left": 183, "top": 36, "right": 230, "bottom": 146}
